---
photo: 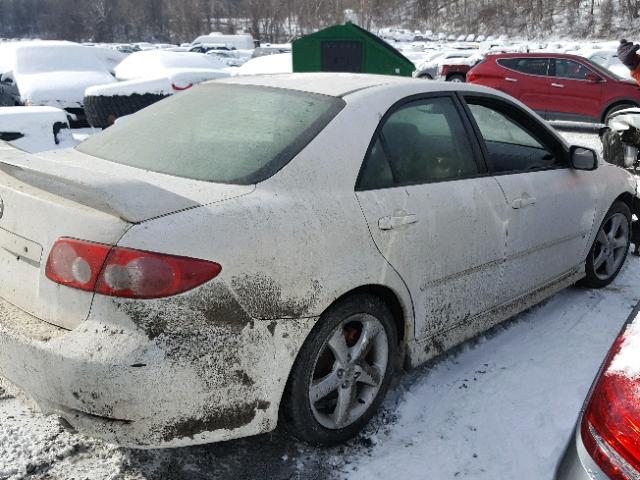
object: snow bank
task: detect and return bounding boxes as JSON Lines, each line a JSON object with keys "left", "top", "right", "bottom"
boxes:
{"left": 234, "top": 52, "right": 292, "bottom": 75}
{"left": 115, "top": 50, "right": 226, "bottom": 81}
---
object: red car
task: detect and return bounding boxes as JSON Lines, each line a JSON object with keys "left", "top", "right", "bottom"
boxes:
{"left": 467, "top": 53, "right": 640, "bottom": 123}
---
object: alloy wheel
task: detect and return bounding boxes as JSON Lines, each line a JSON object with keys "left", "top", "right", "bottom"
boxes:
{"left": 308, "top": 314, "right": 389, "bottom": 430}
{"left": 593, "top": 212, "right": 629, "bottom": 281}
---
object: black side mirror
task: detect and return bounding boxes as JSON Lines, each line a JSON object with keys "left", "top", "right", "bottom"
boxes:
{"left": 570, "top": 146, "right": 598, "bottom": 171}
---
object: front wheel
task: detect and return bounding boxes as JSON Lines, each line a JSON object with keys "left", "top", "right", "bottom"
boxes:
{"left": 582, "top": 202, "right": 631, "bottom": 288}
{"left": 281, "top": 294, "right": 397, "bottom": 445}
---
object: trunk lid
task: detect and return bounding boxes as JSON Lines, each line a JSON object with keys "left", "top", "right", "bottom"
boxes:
{"left": 0, "top": 142, "right": 253, "bottom": 329}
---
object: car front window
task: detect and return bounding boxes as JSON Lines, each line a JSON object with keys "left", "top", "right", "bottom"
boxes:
{"left": 467, "top": 101, "right": 566, "bottom": 173}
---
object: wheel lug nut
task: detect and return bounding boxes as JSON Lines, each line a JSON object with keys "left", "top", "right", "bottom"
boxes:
{"left": 337, "top": 369, "right": 344, "bottom": 378}
{"left": 342, "top": 382, "right": 350, "bottom": 389}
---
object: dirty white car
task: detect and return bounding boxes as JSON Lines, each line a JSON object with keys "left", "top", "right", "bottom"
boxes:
{"left": 0, "top": 74, "right": 636, "bottom": 448}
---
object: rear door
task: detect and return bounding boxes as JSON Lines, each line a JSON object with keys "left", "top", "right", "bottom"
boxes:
{"left": 547, "top": 58, "right": 604, "bottom": 122}
{"left": 462, "top": 94, "right": 598, "bottom": 301}
{"left": 495, "top": 57, "right": 552, "bottom": 116}
{"left": 355, "top": 94, "right": 509, "bottom": 340}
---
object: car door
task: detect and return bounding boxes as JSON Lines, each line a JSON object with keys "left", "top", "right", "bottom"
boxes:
{"left": 462, "top": 95, "right": 598, "bottom": 301}
{"left": 547, "top": 58, "right": 604, "bottom": 121}
{"left": 355, "top": 94, "right": 509, "bottom": 340}
{"left": 495, "top": 57, "right": 552, "bottom": 116}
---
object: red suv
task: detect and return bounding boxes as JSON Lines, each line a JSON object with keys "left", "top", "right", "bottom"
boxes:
{"left": 467, "top": 53, "right": 640, "bottom": 123}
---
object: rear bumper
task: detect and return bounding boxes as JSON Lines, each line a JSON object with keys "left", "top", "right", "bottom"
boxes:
{"left": 555, "top": 422, "right": 606, "bottom": 480}
{"left": 0, "top": 282, "right": 316, "bottom": 448}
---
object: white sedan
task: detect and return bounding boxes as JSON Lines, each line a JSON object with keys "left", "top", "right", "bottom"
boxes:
{"left": 0, "top": 74, "right": 636, "bottom": 448}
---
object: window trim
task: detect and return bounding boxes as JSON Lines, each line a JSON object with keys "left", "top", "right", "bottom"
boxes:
{"left": 496, "top": 57, "right": 551, "bottom": 79}
{"left": 458, "top": 92, "right": 569, "bottom": 177}
{"left": 355, "top": 92, "right": 489, "bottom": 192}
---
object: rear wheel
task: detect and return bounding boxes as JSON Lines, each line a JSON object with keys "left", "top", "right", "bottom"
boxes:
{"left": 447, "top": 74, "right": 466, "bottom": 83}
{"left": 582, "top": 202, "right": 631, "bottom": 288}
{"left": 281, "top": 294, "right": 397, "bottom": 445}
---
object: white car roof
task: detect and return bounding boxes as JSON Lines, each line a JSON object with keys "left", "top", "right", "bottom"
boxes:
{"left": 219, "top": 72, "right": 498, "bottom": 98}
{"left": 221, "top": 73, "right": 419, "bottom": 97}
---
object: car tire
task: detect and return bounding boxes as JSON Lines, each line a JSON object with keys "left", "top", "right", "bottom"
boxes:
{"left": 582, "top": 202, "right": 631, "bottom": 288}
{"left": 84, "top": 93, "right": 169, "bottom": 128}
{"left": 281, "top": 294, "right": 398, "bottom": 446}
{"left": 417, "top": 73, "right": 433, "bottom": 80}
{"left": 447, "top": 74, "right": 466, "bottom": 83}
{"left": 604, "top": 103, "right": 638, "bottom": 124}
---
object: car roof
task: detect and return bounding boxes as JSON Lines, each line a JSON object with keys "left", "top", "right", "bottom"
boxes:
{"left": 487, "top": 52, "right": 592, "bottom": 62}
{"left": 219, "top": 73, "right": 498, "bottom": 98}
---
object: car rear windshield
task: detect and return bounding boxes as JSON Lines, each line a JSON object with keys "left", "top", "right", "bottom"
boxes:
{"left": 77, "top": 82, "right": 345, "bottom": 185}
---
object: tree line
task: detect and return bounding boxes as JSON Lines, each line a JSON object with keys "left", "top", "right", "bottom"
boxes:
{"left": 0, "top": 0, "right": 637, "bottom": 44}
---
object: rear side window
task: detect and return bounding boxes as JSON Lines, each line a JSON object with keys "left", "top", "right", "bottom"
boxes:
{"left": 358, "top": 96, "right": 478, "bottom": 190}
{"left": 497, "top": 58, "right": 550, "bottom": 76}
{"left": 77, "top": 83, "right": 345, "bottom": 185}
{"left": 553, "top": 59, "right": 593, "bottom": 80}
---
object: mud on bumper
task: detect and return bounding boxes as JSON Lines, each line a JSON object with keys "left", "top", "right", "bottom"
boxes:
{"left": 0, "top": 283, "right": 316, "bottom": 448}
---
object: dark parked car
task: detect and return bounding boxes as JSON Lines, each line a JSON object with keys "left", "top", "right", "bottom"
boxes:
{"left": 468, "top": 53, "right": 640, "bottom": 123}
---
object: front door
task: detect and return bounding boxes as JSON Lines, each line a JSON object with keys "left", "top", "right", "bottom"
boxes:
{"left": 355, "top": 94, "right": 509, "bottom": 340}
{"left": 463, "top": 95, "right": 598, "bottom": 301}
{"left": 547, "top": 58, "right": 604, "bottom": 121}
{"left": 496, "top": 57, "right": 552, "bottom": 116}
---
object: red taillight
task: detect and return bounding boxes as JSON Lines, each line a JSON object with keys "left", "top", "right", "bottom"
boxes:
{"left": 581, "top": 327, "right": 640, "bottom": 480}
{"left": 467, "top": 71, "right": 478, "bottom": 83}
{"left": 46, "top": 238, "right": 221, "bottom": 299}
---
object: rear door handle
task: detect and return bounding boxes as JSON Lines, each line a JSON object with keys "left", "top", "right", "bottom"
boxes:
{"left": 511, "top": 196, "right": 537, "bottom": 209}
{"left": 505, "top": 77, "right": 518, "bottom": 83}
{"left": 551, "top": 83, "right": 565, "bottom": 88}
{"left": 379, "top": 213, "right": 418, "bottom": 230}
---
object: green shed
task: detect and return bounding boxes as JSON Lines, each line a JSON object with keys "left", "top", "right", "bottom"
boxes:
{"left": 292, "top": 22, "right": 415, "bottom": 77}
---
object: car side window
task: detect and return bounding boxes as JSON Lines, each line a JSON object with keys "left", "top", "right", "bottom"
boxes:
{"left": 357, "top": 97, "right": 479, "bottom": 190}
{"left": 498, "top": 58, "right": 549, "bottom": 76}
{"left": 553, "top": 59, "right": 592, "bottom": 80}
{"left": 467, "top": 102, "right": 566, "bottom": 173}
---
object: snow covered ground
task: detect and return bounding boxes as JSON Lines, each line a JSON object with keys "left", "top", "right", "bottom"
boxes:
{"left": 0, "top": 130, "right": 637, "bottom": 480}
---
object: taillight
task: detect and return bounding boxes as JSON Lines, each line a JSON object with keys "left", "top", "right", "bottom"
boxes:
{"left": 467, "top": 71, "right": 478, "bottom": 83}
{"left": 46, "top": 238, "right": 221, "bottom": 299}
{"left": 581, "top": 323, "right": 640, "bottom": 480}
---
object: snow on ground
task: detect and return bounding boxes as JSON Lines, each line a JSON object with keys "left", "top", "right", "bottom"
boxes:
{"left": 1, "top": 129, "right": 638, "bottom": 480}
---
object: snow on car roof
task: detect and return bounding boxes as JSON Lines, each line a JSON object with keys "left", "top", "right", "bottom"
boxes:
{"left": 114, "top": 50, "right": 226, "bottom": 80}
{"left": 221, "top": 72, "right": 417, "bottom": 97}
{"left": 221, "top": 72, "right": 502, "bottom": 98}
{"left": 0, "top": 40, "right": 108, "bottom": 74}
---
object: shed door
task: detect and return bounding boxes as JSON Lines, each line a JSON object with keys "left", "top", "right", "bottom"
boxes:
{"left": 320, "top": 41, "right": 363, "bottom": 73}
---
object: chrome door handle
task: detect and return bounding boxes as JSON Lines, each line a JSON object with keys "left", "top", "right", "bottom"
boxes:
{"left": 505, "top": 77, "right": 518, "bottom": 82}
{"left": 551, "top": 83, "right": 565, "bottom": 88}
{"left": 379, "top": 213, "right": 418, "bottom": 230}
{"left": 511, "top": 197, "right": 537, "bottom": 209}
